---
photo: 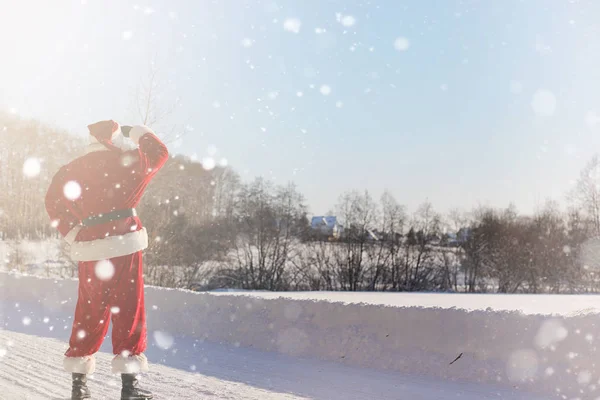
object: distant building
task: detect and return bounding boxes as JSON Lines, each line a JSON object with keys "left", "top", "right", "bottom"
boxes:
{"left": 445, "top": 228, "right": 471, "bottom": 246}
{"left": 310, "top": 216, "right": 344, "bottom": 239}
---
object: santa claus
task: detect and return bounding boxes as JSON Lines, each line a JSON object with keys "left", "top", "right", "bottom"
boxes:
{"left": 45, "top": 120, "right": 168, "bottom": 400}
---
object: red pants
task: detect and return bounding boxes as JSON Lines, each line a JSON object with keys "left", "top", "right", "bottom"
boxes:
{"left": 65, "top": 252, "right": 147, "bottom": 358}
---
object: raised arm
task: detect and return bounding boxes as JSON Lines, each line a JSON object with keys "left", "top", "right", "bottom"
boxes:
{"left": 126, "top": 125, "right": 169, "bottom": 174}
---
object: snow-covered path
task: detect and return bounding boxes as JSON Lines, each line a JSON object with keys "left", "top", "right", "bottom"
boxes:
{"left": 0, "top": 327, "right": 550, "bottom": 400}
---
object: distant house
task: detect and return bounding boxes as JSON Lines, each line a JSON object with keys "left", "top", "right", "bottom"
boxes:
{"left": 445, "top": 228, "right": 472, "bottom": 246}
{"left": 310, "top": 216, "right": 344, "bottom": 239}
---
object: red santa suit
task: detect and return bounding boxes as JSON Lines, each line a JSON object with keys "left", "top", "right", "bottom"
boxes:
{"left": 44, "top": 120, "right": 168, "bottom": 375}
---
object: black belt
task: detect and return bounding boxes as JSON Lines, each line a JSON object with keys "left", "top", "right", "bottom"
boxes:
{"left": 81, "top": 208, "right": 137, "bottom": 227}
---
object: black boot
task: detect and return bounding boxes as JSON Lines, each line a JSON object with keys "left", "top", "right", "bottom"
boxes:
{"left": 71, "top": 373, "right": 91, "bottom": 400}
{"left": 121, "top": 374, "right": 153, "bottom": 400}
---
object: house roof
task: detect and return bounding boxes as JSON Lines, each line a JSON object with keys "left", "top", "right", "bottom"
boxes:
{"left": 311, "top": 216, "right": 338, "bottom": 229}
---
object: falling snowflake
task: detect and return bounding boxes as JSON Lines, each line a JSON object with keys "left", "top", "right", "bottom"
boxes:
{"left": 394, "top": 37, "right": 410, "bottom": 51}
{"left": 111, "top": 306, "right": 120, "bottom": 314}
{"left": 22, "top": 317, "right": 31, "bottom": 326}
{"left": 120, "top": 154, "right": 135, "bottom": 167}
{"left": 153, "top": 331, "right": 174, "bottom": 350}
{"left": 336, "top": 101, "right": 344, "bottom": 108}
{"left": 202, "top": 157, "right": 216, "bottom": 171}
{"left": 340, "top": 15, "right": 356, "bottom": 27}
{"left": 283, "top": 18, "right": 301, "bottom": 34}
{"left": 506, "top": 349, "right": 538, "bottom": 382}
{"left": 315, "top": 28, "right": 326, "bottom": 34}
{"left": 22, "top": 158, "right": 41, "bottom": 178}
{"left": 95, "top": 260, "right": 115, "bottom": 281}
{"left": 63, "top": 181, "right": 82, "bottom": 201}
{"left": 578, "top": 370, "right": 592, "bottom": 385}
{"left": 122, "top": 31, "right": 133, "bottom": 40}
{"left": 241, "top": 38, "right": 253, "bottom": 48}
{"left": 320, "top": 85, "right": 332, "bottom": 95}
{"left": 296, "top": 91, "right": 303, "bottom": 97}
{"left": 219, "top": 158, "right": 228, "bottom": 167}
{"left": 77, "top": 330, "right": 87, "bottom": 339}
{"left": 535, "top": 319, "right": 568, "bottom": 348}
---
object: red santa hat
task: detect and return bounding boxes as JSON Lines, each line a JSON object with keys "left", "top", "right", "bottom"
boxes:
{"left": 87, "top": 120, "right": 122, "bottom": 152}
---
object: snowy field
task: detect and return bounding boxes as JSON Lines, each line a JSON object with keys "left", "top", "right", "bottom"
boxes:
{"left": 1, "top": 272, "right": 598, "bottom": 399}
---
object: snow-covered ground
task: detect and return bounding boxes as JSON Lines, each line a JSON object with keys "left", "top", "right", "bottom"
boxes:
{"left": 0, "top": 328, "right": 548, "bottom": 400}
{"left": 209, "top": 290, "right": 600, "bottom": 315}
{"left": 1, "top": 271, "right": 594, "bottom": 399}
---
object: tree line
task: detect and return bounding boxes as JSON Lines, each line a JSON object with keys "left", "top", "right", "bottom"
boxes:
{"left": 3, "top": 112, "right": 600, "bottom": 293}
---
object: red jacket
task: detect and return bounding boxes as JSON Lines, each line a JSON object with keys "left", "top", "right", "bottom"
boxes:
{"left": 45, "top": 124, "right": 168, "bottom": 262}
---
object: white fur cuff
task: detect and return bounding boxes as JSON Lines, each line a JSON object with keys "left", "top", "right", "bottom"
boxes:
{"left": 112, "top": 124, "right": 122, "bottom": 139}
{"left": 64, "top": 356, "right": 96, "bottom": 374}
{"left": 111, "top": 353, "right": 149, "bottom": 374}
{"left": 129, "top": 125, "right": 155, "bottom": 145}
{"left": 64, "top": 225, "right": 82, "bottom": 245}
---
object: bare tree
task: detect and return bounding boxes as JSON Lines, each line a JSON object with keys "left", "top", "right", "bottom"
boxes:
{"left": 396, "top": 202, "right": 441, "bottom": 291}
{"left": 132, "top": 61, "right": 185, "bottom": 145}
{"left": 221, "top": 179, "right": 306, "bottom": 290}
{"left": 570, "top": 155, "right": 600, "bottom": 236}
{"left": 331, "top": 190, "right": 379, "bottom": 291}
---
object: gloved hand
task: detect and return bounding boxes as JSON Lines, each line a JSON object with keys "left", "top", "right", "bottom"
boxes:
{"left": 121, "top": 125, "right": 133, "bottom": 137}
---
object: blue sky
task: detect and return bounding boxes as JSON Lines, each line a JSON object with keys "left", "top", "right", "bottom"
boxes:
{"left": 1, "top": 0, "right": 600, "bottom": 216}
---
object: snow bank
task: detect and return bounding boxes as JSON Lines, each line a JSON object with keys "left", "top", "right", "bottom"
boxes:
{"left": 208, "top": 290, "right": 600, "bottom": 315}
{"left": 1, "top": 272, "right": 599, "bottom": 398}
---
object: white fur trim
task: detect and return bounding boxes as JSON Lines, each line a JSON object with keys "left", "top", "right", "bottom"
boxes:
{"left": 69, "top": 228, "right": 148, "bottom": 262}
{"left": 112, "top": 124, "right": 122, "bottom": 139}
{"left": 111, "top": 353, "right": 149, "bottom": 374}
{"left": 64, "top": 356, "right": 96, "bottom": 374}
{"left": 86, "top": 125, "right": 137, "bottom": 154}
{"left": 129, "top": 125, "right": 155, "bottom": 145}
{"left": 112, "top": 133, "right": 138, "bottom": 151}
{"left": 64, "top": 225, "right": 82, "bottom": 245}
